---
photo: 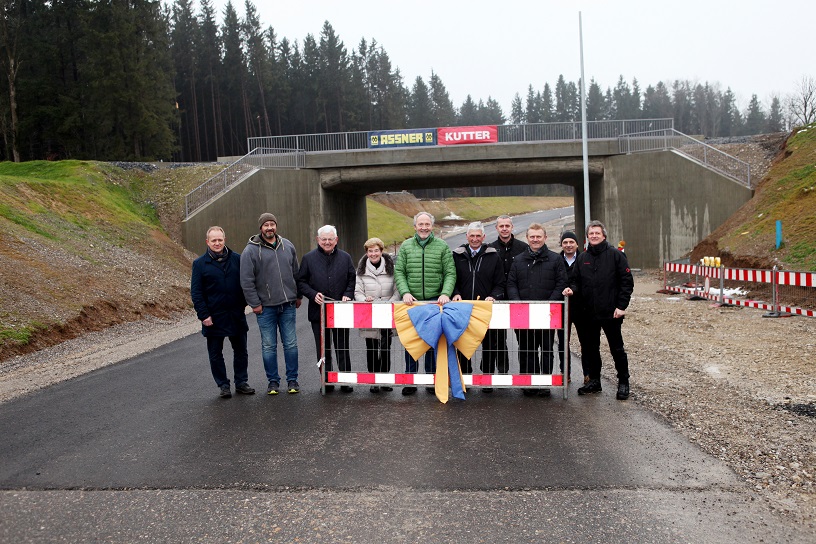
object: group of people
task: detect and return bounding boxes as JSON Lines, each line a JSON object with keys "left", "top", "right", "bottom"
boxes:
{"left": 190, "top": 211, "right": 633, "bottom": 401}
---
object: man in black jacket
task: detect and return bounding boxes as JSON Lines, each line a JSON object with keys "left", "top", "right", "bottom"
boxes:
{"left": 556, "top": 230, "right": 585, "bottom": 383}
{"left": 507, "top": 223, "right": 568, "bottom": 395}
{"left": 451, "top": 222, "right": 506, "bottom": 376}
{"left": 488, "top": 215, "right": 529, "bottom": 374}
{"left": 191, "top": 226, "right": 254, "bottom": 399}
{"left": 565, "top": 220, "right": 634, "bottom": 400}
{"left": 296, "top": 225, "right": 357, "bottom": 392}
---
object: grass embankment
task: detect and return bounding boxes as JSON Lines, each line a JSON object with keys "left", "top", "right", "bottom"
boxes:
{"left": 0, "top": 161, "right": 193, "bottom": 357}
{"left": 700, "top": 124, "right": 816, "bottom": 270}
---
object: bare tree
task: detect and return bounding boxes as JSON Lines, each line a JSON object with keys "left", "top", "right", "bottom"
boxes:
{"left": 0, "top": 0, "right": 22, "bottom": 162}
{"left": 787, "top": 75, "right": 816, "bottom": 127}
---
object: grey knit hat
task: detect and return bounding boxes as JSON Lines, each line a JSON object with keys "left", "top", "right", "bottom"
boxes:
{"left": 560, "top": 231, "right": 578, "bottom": 243}
{"left": 258, "top": 213, "right": 277, "bottom": 229}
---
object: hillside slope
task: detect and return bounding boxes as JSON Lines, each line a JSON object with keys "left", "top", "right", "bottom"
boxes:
{"left": 693, "top": 125, "right": 816, "bottom": 270}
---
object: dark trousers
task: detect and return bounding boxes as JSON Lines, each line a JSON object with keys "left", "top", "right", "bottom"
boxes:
{"left": 578, "top": 317, "right": 630, "bottom": 384}
{"left": 518, "top": 329, "right": 555, "bottom": 374}
{"left": 366, "top": 330, "right": 392, "bottom": 373}
{"left": 206, "top": 333, "right": 249, "bottom": 388}
{"left": 311, "top": 321, "right": 351, "bottom": 372}
{"left": 477, "top": 329, "right": 506, "bottom": 374}
{"left": 405, "top": 348, "right": 436, "bottom": 374}
{"left": 456, "top": 328, "right": 500, "bottom": 374}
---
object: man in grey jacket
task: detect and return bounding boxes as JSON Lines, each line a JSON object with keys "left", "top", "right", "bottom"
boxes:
{"left": 240, "top": 213, "right": 302, "bottom": 395}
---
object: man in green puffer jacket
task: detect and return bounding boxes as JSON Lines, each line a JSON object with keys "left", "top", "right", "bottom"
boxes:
{"left": 394, "top": 211, "right": 456, "bottom": 395}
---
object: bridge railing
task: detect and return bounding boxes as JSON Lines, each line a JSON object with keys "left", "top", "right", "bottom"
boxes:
{"left": 185, "top": 147, "right": 304, "bottom": 218}
{"left": 618, "top": 129, "right": 752, "bottom": 188}
{"left": 247, "top": 118, "right": 675, "bottom": 152}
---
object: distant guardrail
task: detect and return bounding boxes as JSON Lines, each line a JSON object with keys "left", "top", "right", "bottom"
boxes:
{"left": 185, "top": 148, "right": 304, "bottom": 218}
{"left": 247, "top": 119, "right": 675, "bottom": 153}
{"left": 618, "top": 129, "right": 752, "bottom": 188}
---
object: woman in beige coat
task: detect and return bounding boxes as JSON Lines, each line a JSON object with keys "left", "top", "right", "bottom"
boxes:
{"left": 354, "top": 238, "right": 400, "bottom": 393}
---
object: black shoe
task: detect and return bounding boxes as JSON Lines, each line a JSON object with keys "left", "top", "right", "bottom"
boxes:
{"left": 235, "top": 383, "right": 255, "bottom": 395}
{"left": 340, "top": 385, "right": 354, "bottom": 393}
{"left": 482, "top": 388, "right": 493, "bottom": 393}
{"left": 381, "top": 386, "right": 393, "bottom": 392}
{"left": 402, "top": 386, "right": 417, "bottom": 396}
{"left": 324, "top": 385, "right": 335, "bottom": 393}
{"left": 426, "top": 386, "right": 435, "bottom": 394}
{"left": 538, "top": 389, "right": 551, "bottom": 397}
{"left": 287, "top": 381, "right": 300, "bottom": 394}
{"left": 370, "top": 386, "right": 381, "bottom": 393}
{"left": 219, "top": 385, "right": 232, "bottom": 398}
{"left": 616, "top": 383, "right": 630, "bottom": 400}
{"left": 578, "top": 378, "right": 602, "bottom": 395}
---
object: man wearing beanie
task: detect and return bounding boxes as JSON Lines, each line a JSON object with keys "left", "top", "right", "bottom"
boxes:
{"left": 557, "top": 230, "right": 586, "bottom": 384}
{"left": 240, "top": 213, "right": 302, "bottom": 395}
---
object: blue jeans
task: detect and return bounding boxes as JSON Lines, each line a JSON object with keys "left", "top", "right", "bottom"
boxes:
{"left": 256, "top": 302, "right": 298, "bottom": 384}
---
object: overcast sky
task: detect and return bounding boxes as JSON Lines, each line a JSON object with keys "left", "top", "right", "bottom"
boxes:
{"left": 209, "top": 0, "right": 813, "bottom": 115}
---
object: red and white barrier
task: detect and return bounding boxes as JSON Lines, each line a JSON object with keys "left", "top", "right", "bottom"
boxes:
{"left": 326, "top": 302, "right": 563, "bottom": 330}
{"left": 322, "top": 301, "right": 568, "bottom": 397}
{"left": 662, "top": 263, "right": 816, "bottom": 317}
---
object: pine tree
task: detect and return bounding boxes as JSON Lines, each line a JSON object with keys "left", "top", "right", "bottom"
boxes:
{"left": 767, "top": 95, "right": 784, "bottom": 132}
{"left": 510, "top": 93, "right": 524, "bottom": 124}
{"left": 743, "top": 94, "right": 766, "bottom": 135}
{"left": 408, "top": 76, "right": 433, "bottom": 128}
{"left": 428, "top": 71, "right": 456, "bottom": 126}
{"left": 586, "top": 79, "right": 604, "bottom": 121}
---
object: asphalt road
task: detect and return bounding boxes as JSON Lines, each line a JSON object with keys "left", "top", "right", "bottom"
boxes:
{"left": 445, "top": 206, "right": 574, "bottom": 248}
{"left": 0, "top": 209, "right": 810, "bottom": 543}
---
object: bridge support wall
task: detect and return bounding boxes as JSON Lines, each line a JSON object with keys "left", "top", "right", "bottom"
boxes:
{"left": 182, "top": 169, "right": 367, "bottom": 260}
{"left": 596, "top": 150, "right": 753, "bottom": 268}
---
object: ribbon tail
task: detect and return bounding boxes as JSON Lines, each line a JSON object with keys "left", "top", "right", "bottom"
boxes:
{"left": 435, "top": 335, "right": 449, "bottom": 403}
{"left": 448, "top": 343, "right": 465, "bottom": 400}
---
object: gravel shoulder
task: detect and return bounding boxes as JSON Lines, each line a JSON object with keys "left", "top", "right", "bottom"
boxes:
{"left": 1, "top": 269, "right": 814, "bottom": 527}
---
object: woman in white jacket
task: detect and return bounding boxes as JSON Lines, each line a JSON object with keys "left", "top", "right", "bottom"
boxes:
{"left": 354, "top": 237, "right": 400, "bottom": 393}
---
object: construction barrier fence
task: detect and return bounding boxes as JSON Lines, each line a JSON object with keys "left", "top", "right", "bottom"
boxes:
{"left": 319, "top": 301, "right": 569, "bottom": 399}
{"left": 661, "top": 261, "right": 816, "bottom": 317}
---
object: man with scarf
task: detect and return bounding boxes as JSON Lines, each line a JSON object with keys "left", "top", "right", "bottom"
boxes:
{"left": 394, "top": 211, "right": 456, "bottom": 395}
{"left": 191, "top": 226, "right": 254, "bottom": 398}
{"left": 564, "top": 220, "right": 634, "bottom": 400}
{"left": 297, "top": 225, "right": 357, "bottom": 393}
{"left": 507, "top": 223, "right": 568, "bottom": 396}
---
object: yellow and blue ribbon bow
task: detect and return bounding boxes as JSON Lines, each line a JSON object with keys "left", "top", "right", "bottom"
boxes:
{"left": 394, "top": 301, "right": 493, "bottom": 403}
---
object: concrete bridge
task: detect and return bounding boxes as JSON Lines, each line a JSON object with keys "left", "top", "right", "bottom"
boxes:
{"left": 181, "top": 127, "right": 753, "bottom": 268}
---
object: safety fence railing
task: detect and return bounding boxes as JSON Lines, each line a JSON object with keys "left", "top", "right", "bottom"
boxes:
{"left": 184, "top": 147, "right": 304, "bottom": 218}
{"left": 319, "top": 300, "right": 569, "bottom": 401}
{"left": 618, "top": 129, "right": 752, "bottom": 188}
{"left": 660, "top": 260, "right": 816, "bottom": 318}
{"left": 247, "top": 118, "right": 675, "bottom": 153}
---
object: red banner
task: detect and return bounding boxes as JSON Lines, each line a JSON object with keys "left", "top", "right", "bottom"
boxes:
{"left": 437, "top": 125, "right": 497, "bottom": 145}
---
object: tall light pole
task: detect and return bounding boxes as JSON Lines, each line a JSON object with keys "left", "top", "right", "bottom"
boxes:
{"left": 579, "top": 12, "right": 590, "bottom": 236}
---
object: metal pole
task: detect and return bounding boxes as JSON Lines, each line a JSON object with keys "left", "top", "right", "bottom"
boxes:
{"left": 579, "top": 12, "right": 591, "bottom": 230}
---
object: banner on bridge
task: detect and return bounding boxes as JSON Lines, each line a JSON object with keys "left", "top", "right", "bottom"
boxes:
{"left": 368, "top": 128, "right": 437, "bottom": 148}
{"left": 437, "top": 125, "right": 498, "bottom": 145}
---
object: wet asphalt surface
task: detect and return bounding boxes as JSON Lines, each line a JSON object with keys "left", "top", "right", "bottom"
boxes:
{"left": 1, "top": 216, "right": 812, "bottom": 542}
